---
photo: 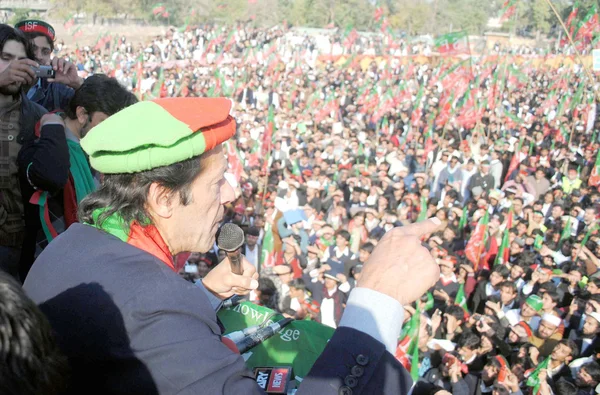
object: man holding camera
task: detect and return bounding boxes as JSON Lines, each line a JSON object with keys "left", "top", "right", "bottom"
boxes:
{"left": 15, "top": 19, "right": 82, "bottom": 112}
{"left": 0, "top": 24, "right": 50, "bottom": 278}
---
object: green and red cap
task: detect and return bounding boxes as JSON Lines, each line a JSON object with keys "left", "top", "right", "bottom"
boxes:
{"left": 81, "top": 97, "right": 236, "bottom": 174}
{"left": 15, "top": 20, "right": 56, "bottom": 42}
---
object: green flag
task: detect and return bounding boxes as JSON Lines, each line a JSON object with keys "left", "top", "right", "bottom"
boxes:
{"left": 458, "top": 206, "right": 468, "bottom": 230}
{"left": 260, "top": 223, "right": 275, "bottom": 269}
{"left": 534, "top": 235, "right": 544, "bottom": 250}
{"left": 434, "top": 31, "right": 468, "bottom": 54}
{"left": 526, "top": 356, "right": 550, "bottom": 394}
{"left": 561, "top": 217, "right": 572, "bottom": 242}
{"left": 417, "top": 196, "right": 428, "bottom": 222}
{"left": 218, "top": 302, "right": 334, "bottom": 381}
{"left": 423, "top": 292, "right": 434, "bottom": 311}
{"left": 495, "top": 208, "right": 513, "bottom": 266}
{"left": 292, "top": 159, "right": 301, "bottom": 177}
{"left": 455, "top": 283, "right": 469, "bottom": 314}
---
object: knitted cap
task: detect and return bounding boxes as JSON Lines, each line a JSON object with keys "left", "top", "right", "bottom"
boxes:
{"left": 81, "top": 98, "right": 236, "bottom": 174}
{"left": 525, "top": 295, "right": 543, "bottom": 312}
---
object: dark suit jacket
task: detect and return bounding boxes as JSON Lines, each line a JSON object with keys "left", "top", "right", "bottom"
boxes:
{"left": 24, "top": 224, "right": 412, "bottom": 394}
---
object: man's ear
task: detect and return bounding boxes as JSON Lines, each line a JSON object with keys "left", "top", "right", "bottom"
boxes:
{"left": 147, "top": 182, "right": 175, "bottom": 219}
{"left": 76, "top": 106, "right": 87, "bottom": 125}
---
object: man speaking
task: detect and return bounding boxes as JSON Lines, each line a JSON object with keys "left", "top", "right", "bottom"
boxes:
{"left": 23, "top": 97, "right": 442, "bottom": 394}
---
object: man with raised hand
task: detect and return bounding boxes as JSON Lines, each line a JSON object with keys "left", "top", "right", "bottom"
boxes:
{"left": 24, "top": 97, "right": 442, "bottom": 395}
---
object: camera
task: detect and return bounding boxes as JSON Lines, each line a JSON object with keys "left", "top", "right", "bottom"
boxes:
{"left": 31, "top": 65, "right": 55, "bottom": 79}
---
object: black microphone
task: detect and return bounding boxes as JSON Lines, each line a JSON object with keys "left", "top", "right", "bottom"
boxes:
{"left": 217, "top": 223, "right": 245, "bottom": 275}
{"left": 235, "top": 318, "right": 293, "bottom": 354}
{"left": 221, "top": 295, "right": 245, "bottom": 309}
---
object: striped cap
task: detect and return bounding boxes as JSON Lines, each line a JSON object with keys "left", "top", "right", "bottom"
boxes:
{"left": 15, "top": 20, "right": 55, "bottom": 41}
{"left": 81, "top": 98, "right": 236, "bottom": 174}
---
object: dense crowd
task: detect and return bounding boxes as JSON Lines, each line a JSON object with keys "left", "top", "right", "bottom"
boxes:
{"left": 1, "top": 17, "right": 600, "bottom": 395}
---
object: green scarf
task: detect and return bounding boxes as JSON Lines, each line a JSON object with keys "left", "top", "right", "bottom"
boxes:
{"left": 68, "top": 139, "right": 96, "bottom": 203}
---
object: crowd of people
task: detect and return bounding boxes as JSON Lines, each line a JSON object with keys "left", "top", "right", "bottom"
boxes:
{"left": 0, "top": 16, "right": 600, "bottom": 395}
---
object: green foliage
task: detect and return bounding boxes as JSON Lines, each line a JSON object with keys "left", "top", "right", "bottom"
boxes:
{"left": 46, "top": 0, "right": 596, "bottom": 40}
{"left": 8, "top": 8, "right": 32, "bottom": 25}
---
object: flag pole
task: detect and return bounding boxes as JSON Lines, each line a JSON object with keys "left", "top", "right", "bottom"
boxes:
{"left": 543, "top": 0, "right": 599, "bottom": 102}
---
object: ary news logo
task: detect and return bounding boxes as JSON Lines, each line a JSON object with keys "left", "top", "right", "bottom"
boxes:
{"left": 231, "top": 303, "right": 301, "bottom": 342}
{"left": 254, "top": 367, "right": 291, "bottom": 394}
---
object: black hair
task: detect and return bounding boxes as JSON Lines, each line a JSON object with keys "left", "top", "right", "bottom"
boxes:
{"left": 581, "top": 361, "right": 600, "bottom": 383}
{"left": 359, "top": 242, "right": 374, "bottom": 254}
{"left": 456, "top": 332, "right": 481, "bottom": 350}
{"left": 0, "top": 271, "right": 68, "bottom": 394}
{"left": 24, "top": 31, "right": 54, "bottom": 52}
{"left": 554, "top": 380, "right": 577, "bottom": 395}
{"left": 445, "top": 305, "right": 465, "bottom": 322}
{"left": 498, "top": 280, "right": 517, "bottom": 294}
{"left": 492, "top": 264, "right": 510, "bottom": 279}
{"left": 0, "top": 24, "right": 34, "bottom": 61}
{"left": 65, "top": 74, "right": 138, "bottom": 120}
{"left": 288, "top": 278, "right": 306, "bottom": 291}
{"left": 336, "top": 230, "right": 351, "bottom": 242}
{"left": 79, "top": 155, "right": 205, "bottom": 227}
{"left": 544, "top": 290, "right": 561, "bottom": 305}
{"left": 558, "top": 339, "right": 579, "bottom": 360}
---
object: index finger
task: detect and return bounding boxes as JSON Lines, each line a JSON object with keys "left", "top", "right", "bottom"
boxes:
{"left": 392, "top": 218, "right": 443, "bottom": 238}
{"left": 16, "top": 58, "right": 39, "bottom": 68}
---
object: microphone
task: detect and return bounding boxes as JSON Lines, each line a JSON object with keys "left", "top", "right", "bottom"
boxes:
{"left": 217, "top": 223, "right": 245, "bottom": 275}
{"left": 235, "top": 318, "right": 293, "bottom": 354}
{"left": 221, "top": 295, "right": 245, "bottom": 309}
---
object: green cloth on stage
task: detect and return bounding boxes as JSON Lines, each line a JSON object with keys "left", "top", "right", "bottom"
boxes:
{"left": 217, "top": 301, "right": 334, "bottom": 380}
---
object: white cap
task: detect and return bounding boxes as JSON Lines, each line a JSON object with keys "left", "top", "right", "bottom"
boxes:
{"left": 541, "top": 313, "right": 562, "bottom": 327}
{"left": 588, "top": 312, "right": 600, "bottom": 324}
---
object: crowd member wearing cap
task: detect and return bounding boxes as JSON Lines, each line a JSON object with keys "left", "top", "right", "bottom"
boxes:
{"left": 15, "top": 20, "right": 82, "bottom": 112}
{"left": 17, "top": 74, "right": 137, "bottom": 280}
{"left": 0, "top": 25, "right": 47, "bottom": 278}
{"left": 502, "top": 295, "right": 543, "bottom": 332}
{"left": 432, "top": 255, "right": 459, "bottom": 310}
{"left": 568, "top": 312, "right": 600, "bottom": 359}
{"left": 530, "top": 313, "right": 564, "bottom": 358}
{"left": 23, "top": 97, "right": 444, "bottom": 394}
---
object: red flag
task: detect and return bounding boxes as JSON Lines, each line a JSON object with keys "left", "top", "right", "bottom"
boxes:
{"left": 504, "top": 140, "right": 523, "bottom": 182}
{"left": 465, "top": 211, "right": 489, "bottom": 270}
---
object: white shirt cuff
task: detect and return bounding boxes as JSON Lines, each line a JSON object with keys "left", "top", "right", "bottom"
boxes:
{"left": 338, "top": 287, "right": 404, "bottom": 354}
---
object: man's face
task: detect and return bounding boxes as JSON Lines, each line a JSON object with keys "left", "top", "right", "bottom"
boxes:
{"left": 511, "top": 265, "right": 524, "bottom": 280}
{"left": 537, "top": 320, "right": 558, "bottom": 339}
{"left": 576, "top": 368, "right": 597, "bottom": 387}
{"left": 458, "top": 346, "right": 475, "bottom": 362}
{"left": 584, "top": 208, "right": 595, "bottom": 224}
{"left": 509, "top": 325, "right": 527, "bottom": 344}
{"left": 513, "top": 200, "right": 523, "bottom": 213}
{"left": 510, "top": 241, "right": 523, "bottom": 255}
{"left": 552, "top": 206, "right": 563, "bottom": 219}
{"left": 535, "top": 170, "right": 544, "bottom": 180}
{"left": 246, "top": 234, "right": 258, "bottom": 247}
{"left": 542, "top": 293, "right": 556, "bottom": 310}
{"left": 358, "top": 248, "right": 370, "bottom": 263}
{"left": 168, "top": 146, "right": 235, "bottom": 253}
{"left": 583, "top": 316, "right": 600, "bottom": 336}
{"left": 489, "top": 271, "right": 504, "bottom": 287}
{"left": 81, "top": 111, "right": 109, "bottom": 138}
{"left": 500, "top": 286, "right": 516, "bottom": 305}
{"left": 521, "top": 302, "right": 536, "bottom": 318}
{"left": 481, "top": 364, "right": 498, "bottom": 382}
{"left": 32, "top": 35, "right": 52, "bottom": 65}
{"left": 550, "top": 343, "right": 572, "bottom": 363}
{"left": 0, "top": 40, "right": 28, "bottom": 96}
{"left": 336, "top": 234, "right": 348, "bottom": 249}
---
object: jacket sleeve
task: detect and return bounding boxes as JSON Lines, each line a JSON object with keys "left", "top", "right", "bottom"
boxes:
{"left": 135, "top": 275, "right": 413, "bottom": 395}
{"left": 298, "top": 327, "right": 413, "bottom": 395}
{"left": 18, "top": 123, "right": 70, "bottom": 194}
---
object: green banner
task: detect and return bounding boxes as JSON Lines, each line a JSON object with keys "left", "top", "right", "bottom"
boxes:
{"left": 218, "top": 302, "right": 334, "bottom": 381}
